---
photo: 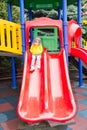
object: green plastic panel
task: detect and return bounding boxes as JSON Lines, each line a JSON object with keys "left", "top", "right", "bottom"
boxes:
{"left": 34, "top": 27, "right": 59, "bottom": 52}
{"left": 5, "top": 0, "right": 77, "bottom": 10}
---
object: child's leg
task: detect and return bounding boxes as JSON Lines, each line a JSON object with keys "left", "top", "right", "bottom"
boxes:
{"left": 36, "top": 55, "right": 41, "bottom": 69}
{"left": 30, "top": 55, "right": 36, "bottom": 70}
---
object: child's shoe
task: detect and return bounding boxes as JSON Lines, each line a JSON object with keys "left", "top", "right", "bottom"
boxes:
{"left": 36, "top": 61, "right": 40, "bottom": 69}
{"left": 37, "top": 65, "right": 40, "bottom": 69}
{"left": 30, "top": 65, "right": 35, "bottom": 71}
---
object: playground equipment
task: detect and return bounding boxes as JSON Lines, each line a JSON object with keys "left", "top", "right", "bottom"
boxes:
{"left": 34, "top": 27, "right": 59, "bottom": 51}
{"left": 18, "top": 48, "right": 76, "bottom": 123}
{"left": 17, "top": 17, "right": 76, "bottom": 123}
{"left": 83, "top": 20, "right": 87, "bottom": 25}
{"left": 82, "top": 38, "right": 87, "bottom": 48}
{"left": 0, "top": 19, "right": 22, "bottom": 55}
{"left": 70, "top": 20, "right": 87, "bottom": 76}
{"left": 3, "top": 0, "right": 83, "bottom": 88}
{"left": 0, "top": 0, "right": 85, "bottom": 124}
{"left": 73, "top": 38, "right": 87, "bottom": 48}
{"left": 17, "top": 17, "right": 87, "bottom": 123}
{"left": 68, "top": 20, "right": 87, "bottom": 64}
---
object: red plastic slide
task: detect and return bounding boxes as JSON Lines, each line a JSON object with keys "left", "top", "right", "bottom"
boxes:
{"left": 70, "top": 48, "right": 87, "bottom": 65}
{"left": 17, "top": 49, "right": 76, "bottom": 123}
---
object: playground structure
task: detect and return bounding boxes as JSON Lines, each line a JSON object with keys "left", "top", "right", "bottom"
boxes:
{"left": 72, "top": 20, "right": 87, "bottom": 48}
{"left": 0, "top": 0, "right": 87, "bottom": 124}
{"left": 34, "top": 27, "right": 59, "bottom": 52}
{"left": 82, "top": 38, "right": 87, "bottom": 47}
{"left": 17, "top": 17, "right": 87, "bottom": 123}
{"left": 0, "top": 19, "right": 22, "bottom": 55}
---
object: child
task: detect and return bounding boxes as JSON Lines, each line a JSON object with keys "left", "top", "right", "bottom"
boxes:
{"left": 30, "top": 37, "right": 43, "bottom": 71}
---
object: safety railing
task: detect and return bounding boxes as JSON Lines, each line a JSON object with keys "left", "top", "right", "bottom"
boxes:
{"left": 0, "top": 19, "right": 22, "bottom": 55}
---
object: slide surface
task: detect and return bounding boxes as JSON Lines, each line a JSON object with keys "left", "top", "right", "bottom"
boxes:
{"left": 70, "top": 48, "right": 87, "bottom": 65}
{"left": 17, "top": 49, "right": 76, "bottom": 123}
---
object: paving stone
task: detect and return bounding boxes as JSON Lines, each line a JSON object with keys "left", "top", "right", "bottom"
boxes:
{"left": 0, "top": 126, "right": 3, "bottom": 130}
{"left": 79, "top": 99, "right": 87, "bottom": 105}
{"left": 0, "top": 113, "right": 8, "bottom": 123}
{"left": 3, "top": 110, "right": 18, "bottom": 121}
{"left": 77, "top": 109, "right": 87, "bottom": 119}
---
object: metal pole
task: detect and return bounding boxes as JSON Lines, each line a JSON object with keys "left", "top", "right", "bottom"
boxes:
{"left": 19, "top": 0, "right": 26, "bottom": 63}
{"left": 62, "top": 0, "right": 68, "bottom": 63}
{"left": 28, "top": 9, "right": 33, "bottom": 45}
{"left": 7, "top": 2, "right": 17, "bottom": 89}
{"left": 58, "top": 8, "right": 61, "bottom": 19}
{"left": 78, "top": 0, "right": 83, "bottom": 87}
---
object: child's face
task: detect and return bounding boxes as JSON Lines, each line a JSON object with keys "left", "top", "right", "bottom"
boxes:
{"left": 33, "top": 39, "right": 41, "bottom": 45}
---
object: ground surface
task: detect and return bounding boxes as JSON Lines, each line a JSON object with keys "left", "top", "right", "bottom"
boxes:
{"left": 0, "top": 68, "right": 87, "bottom": 130}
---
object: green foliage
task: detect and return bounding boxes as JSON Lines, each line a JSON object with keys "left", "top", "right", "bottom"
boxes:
{"left": 67, "top": 5, "right": 77, "bottom": 20}
{"left": 0, "top": 0, "right": 20, "bottom": 23}
{"left": 0, "top": 0, "right": 8, "bottom": 20}
{"left": 32, "top": 9, "right": 58, "bottom": 19}
{"left": 12, "top": 6, "right": 20, "bottom": 23}
{"left": 67, "top": 1, "right": 87, "bottom": 41}
{"left": 32, "top": 9, "right": 48, "bottom": 18}
{"left": 0, "top": 56, "right": 22, "bottom": 76}
{"left": 0, "top": 56, "right": 11, "bottom": 75}
{"left": 81, "top": 0, "right": 87, "bottom": 6}
{"left": 82, "top": 1, "right": 87, "bottom": 41}
{"left": 47, "top": 9, "right": 58, "bottom": 19}
{"left": 82, "top": 24, "right": 87, "bottom": 40}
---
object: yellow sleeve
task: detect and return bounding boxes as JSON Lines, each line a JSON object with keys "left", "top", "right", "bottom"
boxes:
{"left": 30, "top": 45, "right": 34, "bottom": 53}
{"left": 39, "top": 44, "right": 43, "bottom": 54}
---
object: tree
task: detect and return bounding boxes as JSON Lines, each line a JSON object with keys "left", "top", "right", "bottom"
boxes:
{"left": 0, "top": 0, "right": 20, "bottom": 23}
{"left": 0, "top": 0, "right": 7, "bottom": 20}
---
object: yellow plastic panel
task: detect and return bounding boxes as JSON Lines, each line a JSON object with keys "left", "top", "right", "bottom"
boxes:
{"left": 82, "top": 38, "right": 87, "bottom": 48}
{"left": 82, "top": 21, "right": 87, "bottom": 48}
{"left": 0, "top": 19, "right": 22, "bottom": 55}
{"left": 72, "top": 39, "right": 87, "bottom": 48}
{"left": 82, "top": 20, "right": 87, "bottom": 25}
